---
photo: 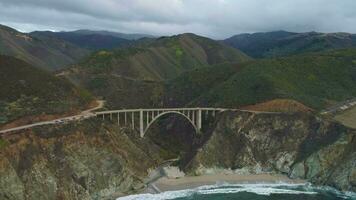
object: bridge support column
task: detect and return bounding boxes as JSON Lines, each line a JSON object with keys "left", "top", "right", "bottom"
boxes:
{"left": 140, "top": 110, "right": 144, "bottom": 137}
{"left": 197, "top": 109, "right": 202, "bottom": 131}
{"left": 117, "top": 113, "right": 120, "bottom": 126}
{"left": 132, "top": 112, "right": 135, "bottom": 130}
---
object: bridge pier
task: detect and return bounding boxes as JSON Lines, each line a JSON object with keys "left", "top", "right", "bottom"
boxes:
{"left": 140, "top": 110, "right": 144, "bottom": 137}
{"left": 132, "top": 112, "right": 135, "bottom": 129}
{"left": 96, "top": 108, "right": 226, "bottom": 137}
{"left": 197, "top": 109, "right": 202, "bottom": 131}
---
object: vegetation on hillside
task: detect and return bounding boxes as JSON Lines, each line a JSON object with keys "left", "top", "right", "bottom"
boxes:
{"left": 0, "top": 24, "right": 89, "bottom": 71}
{"left": 224, "top": 31, "right": 356, "bottom": 58}
{"left": 0, "top": 55, "right": 92, "bottom": 124}
{"left": 73, "top": 33, "right": 250, "bottom": 81}
{"left": 30, "top": 31, "right": 134, "bottom": 50}
{"left": 62, "top": 33, "right": 250, "bottom": 109}
{"left": 164, "top": 63, "right": 245, "bottom": 107}
{"left": 166, "top": 48, "right": 356, "bottom": 110}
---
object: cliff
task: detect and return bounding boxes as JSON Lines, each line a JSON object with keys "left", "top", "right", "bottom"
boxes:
{"left": 0, "top": 120, "right": 167, "bottom": 200}
{"left": 0, "top": 111, "right": 355, "bottom": 200}
{"left": 187, "top": 111, "right": 356, "bottom": 192}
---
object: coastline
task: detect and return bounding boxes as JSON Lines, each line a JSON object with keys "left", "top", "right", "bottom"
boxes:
{"left": 145, "top": 173, "right": 306, "bottom": 193}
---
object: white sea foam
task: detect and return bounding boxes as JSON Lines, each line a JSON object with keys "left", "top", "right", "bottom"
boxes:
{"left": 116, "top": 182, "right": 325, "bottom": 200}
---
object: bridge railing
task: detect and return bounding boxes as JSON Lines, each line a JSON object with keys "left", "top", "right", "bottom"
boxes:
{"left": 94, "top": 107, "right": 229, "bottom": 115}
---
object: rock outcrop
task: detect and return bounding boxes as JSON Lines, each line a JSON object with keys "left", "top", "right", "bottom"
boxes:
{"left": 188, "top": 111, "right": 356, "bottom": 192}
{"left": 0, "top": 120, "right": 165, "bottom": 200}
{"left": 1, "top": 111, "right": 355, "bottom": 200}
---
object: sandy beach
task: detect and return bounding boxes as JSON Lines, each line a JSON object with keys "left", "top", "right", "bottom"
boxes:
{"left": 150, "top": 173, "right": 306, "bottom": 192}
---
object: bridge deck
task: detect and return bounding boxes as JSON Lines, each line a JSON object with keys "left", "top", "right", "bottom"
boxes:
{"left": 95, "top": 107, "right": 229, "bottom": 115}
{"left": 95, "top": 108, "right": 281, "bottom": 115}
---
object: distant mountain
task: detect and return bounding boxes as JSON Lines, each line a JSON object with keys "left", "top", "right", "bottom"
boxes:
{"left": 0, "top": 55, "right": 92, "bottom": 125}
{"left": 224, "top": 30, "right": 356, "bottom": 58}
{"left": 71, "top": 29, "right": 155, "bottom": 40}
{"left": 73, "top": 33, "right": 250, "bottom": 81}
{"left": 31, "top": 31, "right": 133, "bottom": 50}
{"left": 166, "top": 48, "right": 356, "bottom": 110}
{"left": 0, "top": 24, "right": 89, "bottom": 71}
{"left": 62, "top": 33, "right": 250, "bottom": 108}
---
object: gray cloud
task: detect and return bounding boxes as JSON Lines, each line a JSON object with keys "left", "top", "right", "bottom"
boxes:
{"left": 0, "top": 0, "right": 355, "bottom": 39}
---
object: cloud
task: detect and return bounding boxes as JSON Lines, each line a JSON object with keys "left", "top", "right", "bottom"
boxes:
{"left": 0, "top": 0, "right": 355, "bottom": 39}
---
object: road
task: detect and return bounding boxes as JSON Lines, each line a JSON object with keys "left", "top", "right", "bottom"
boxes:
{"left": 320, "top": 98, "right": 356, "bottom": 115}
{"left": 0, "top": 100, "right": 105, "bottom": 134}
{"left": 334, "top": 105, "right": 356, "bottom": 129}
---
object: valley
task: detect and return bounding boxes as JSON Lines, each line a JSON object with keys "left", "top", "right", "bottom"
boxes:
{"left": 0, "top": 23, "right": 355, "bottom": 199}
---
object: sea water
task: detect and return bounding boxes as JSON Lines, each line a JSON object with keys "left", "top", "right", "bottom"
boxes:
{"left": 117, "top": 183, "right": 356, "bottom": 200}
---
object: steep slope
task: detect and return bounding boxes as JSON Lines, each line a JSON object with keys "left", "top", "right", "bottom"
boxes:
{"left": 188, "top": 111, "right": 356, "bottom": 192}
{"left": 31, "top": 31, "right": 133, "bottom": 50}
{"left": 224, "top": 31, "right": 356, "bottom": 58}
{"left": 75, "top": 33, "right": 250, "bottom": 81}
{"left": 164, "top": 63, "right": 243, "bottom": 107}
{"left": 0, "top": 55, "right": 92, "bottom": 126}
{"left": 0, "top": 24, "right": 89, "bottom": 71}
{"left": 63, "top": 33, "right": 250, "bottom": 109}
{"left": 0, "top": 120, "right": 167, "bottom": 199}
{"left": 1, "top": 110, "right": 354, "bottom": 199}
{"left": 166, "top": 48, "right": 356, "bottom": 110}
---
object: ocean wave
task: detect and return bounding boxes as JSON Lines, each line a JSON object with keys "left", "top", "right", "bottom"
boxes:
{"left": 117, "top": 182, "right": 356, "bottom": 200}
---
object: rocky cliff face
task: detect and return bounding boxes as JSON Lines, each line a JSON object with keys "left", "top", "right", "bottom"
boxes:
{"left": 0, "top": 120, "right": 166, "bottom": 200}
{"left": 1, "top": 111, "right": 355, "bottom": 199}
{"left": 188, "top": 111, "right": 356, "bottom": 192}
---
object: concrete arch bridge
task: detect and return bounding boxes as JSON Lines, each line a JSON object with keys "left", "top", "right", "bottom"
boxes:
{"left": 95, "top": 108, "right": 231, "bottom": 137}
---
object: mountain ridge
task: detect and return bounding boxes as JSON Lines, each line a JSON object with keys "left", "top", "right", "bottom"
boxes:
{"left": 62, "top": 33, "right": 250, "bottom": 109}
{"left": 224, "top": 30, "right": 356, "bottom": 58}
{"left": 0, "top": 24, "right": 90, "bottom": 71}
{"left": 166, "top": 48, "right": 356, "bottom": 110}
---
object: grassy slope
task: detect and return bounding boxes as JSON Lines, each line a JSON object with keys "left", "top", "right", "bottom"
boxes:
{"left": 0, "top": 55, "right": 92, "bottom": 124}
{"left": 64, "top": 33, "right": 250, "bottom": 109}
{"left": 167, "top": 48, "right": 356, "bottom": 110}
{"left": 0, "top": 24, "right": 89, "bottom": 71}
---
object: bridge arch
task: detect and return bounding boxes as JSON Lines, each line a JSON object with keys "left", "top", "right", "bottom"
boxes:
{"left": 95, "top": 108, "right": 227, "bottom": 137}
{"left": 142, "top": 111, "right": 198, "bottom": 137}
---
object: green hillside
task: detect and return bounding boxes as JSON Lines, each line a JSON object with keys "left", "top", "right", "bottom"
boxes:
{"left": 0, "top": 24, "right": 89, "bottom": 71}
{"left": 164, "top": 63, "right": 245, "bottom": 107}
{"left": 74, "top": 33, "right": 250, "bottom": 81}
{"left": 0, "top": 55, "right": 92, "bottom": 124}
{"left": 224, "top": 31, "right": 356, "bottom": 58}
{"left": 166, "top": 48, "right": 356, "bottom": 110}
{"left": 30, "top": 31, "right": 134, "bottom": 50}
{"left": 63, "top": 33, "right": 250, "bottom": 109}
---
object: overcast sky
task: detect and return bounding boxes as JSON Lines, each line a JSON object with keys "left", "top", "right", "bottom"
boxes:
{"left": 0, "top": 0, "right": 355, "bottom": 39}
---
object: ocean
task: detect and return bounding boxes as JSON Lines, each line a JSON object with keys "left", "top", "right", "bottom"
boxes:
{"left": 117, "top": 183, "right": 356, "bottom": 200}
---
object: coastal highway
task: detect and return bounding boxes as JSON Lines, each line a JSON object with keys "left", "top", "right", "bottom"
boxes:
{"left": 0, "top": 100, "right": 104, "bottom": 134}
{"left": 320, "top": 98, "right": 356, "bottom": 115}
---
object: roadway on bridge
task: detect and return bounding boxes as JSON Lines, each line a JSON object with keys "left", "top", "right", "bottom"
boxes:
{"left": 0, "top": 100, "right": 105, "bottom": 134}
